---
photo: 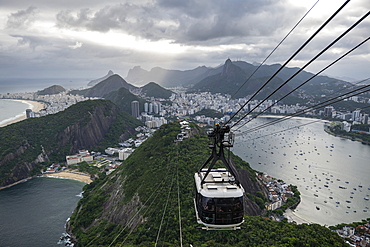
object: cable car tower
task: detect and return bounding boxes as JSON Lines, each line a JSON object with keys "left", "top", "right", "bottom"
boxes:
{"left": 194, "top": 124, "right": 245, "bottom": 230}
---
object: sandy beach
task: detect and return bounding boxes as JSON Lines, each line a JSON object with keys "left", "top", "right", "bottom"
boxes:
{"left": 41, "top": 171, "right": 93, "bottom": 184}
{"left": 0, "top": 99, "right": 44, "bottom": 127}
{"left": 284, "top": 209, "right": 312, "bottom": 224}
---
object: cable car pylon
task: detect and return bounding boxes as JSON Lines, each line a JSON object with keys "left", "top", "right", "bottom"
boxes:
{"left": 194, "top": 124, "right": 245, "bottom": 230}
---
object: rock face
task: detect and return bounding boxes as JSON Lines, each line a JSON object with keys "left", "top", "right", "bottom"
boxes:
{"left": 56, "top": 103, "right": 118, "bottom": 154}
{"left": 239, "top": 169, "right": 268, "bottom": 216}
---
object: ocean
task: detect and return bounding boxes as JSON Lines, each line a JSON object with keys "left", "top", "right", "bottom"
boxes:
{"left": 0, "top": 78, "right": 89, "bottom": 94}
{"left": 233, "top": 116, "right": 370, "bottom": 225}
{"left": 0, "top": 177, "right": 84, "bottom": 247}
{"left": 0, "top": 100, "right": 31, "bottom": 126}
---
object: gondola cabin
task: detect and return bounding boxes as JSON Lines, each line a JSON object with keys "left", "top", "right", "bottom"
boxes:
{"left": 194, "top": 168, "right": 245, "bottom": 230}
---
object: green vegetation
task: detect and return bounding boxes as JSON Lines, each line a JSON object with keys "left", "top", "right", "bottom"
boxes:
{"left": 69, "top": 162, "right": 100, "bottom": 177}
{"left": 70, "top": 74, "right": 135, "bottom": 97}
{"left": 69, "top": 122, "right": 347, "bottom": 246}
{"left": 328, "top": 123, "right": 370, "bottom": 144}
{"left": 141, "top": 82, "right": 173, "bottom": 99}
{"left": 191, "top": 109, "right": 224, "bottom": 119}
{"left": 0, "top": 99, "right": 141, "bottom": 185}
{"left": 329, "top": 218, "right": 370, "bottom": 230}
{"left": 37, "top": 85, "right": 66, "bottom": 95}
{"left": 246, "top": 191, "right": 267, "bottom": 210}
{"left": 104, "top": 87, "right": 147, "bottom": 114}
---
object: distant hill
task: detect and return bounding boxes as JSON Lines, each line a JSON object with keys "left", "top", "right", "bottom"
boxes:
{"left": 104, "top": 87, "right": 147, "bottom": 114}
{"left": 125, "top": 65, "right": 214, "bottom": 87}
{"left": 140, "top": 82, "right": 173, "bottom": 99}
{"left": 87, "top": 70, "right": 114, "bottom": 87}
{"left": 37, "top": 85, "right": 66, "bottom": 95}
{"left": 0, "top": 100, "right": 141, "bottom": 187}
{"left": 70, "top": 74, "right": 137, "bottom": 97}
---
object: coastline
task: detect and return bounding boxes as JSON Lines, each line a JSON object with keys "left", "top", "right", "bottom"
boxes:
{"left": 0, "top": 99, "right": 44, "bottom": 127}
{"left": 0, "top": 171, "right": 92, "bottom": 191}
{"left": 284, "top": 209, "right": 312, "bottom": 225}
{"left": 41, "top": 171, "right": 93, "bottom": 184}
{"left": 0, "top": 176, "right": 35, "bottom": 190}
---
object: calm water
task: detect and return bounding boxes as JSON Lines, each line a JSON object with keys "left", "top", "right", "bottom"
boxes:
{"left": 233, "top": 116, "right": 370, "bottom": 225}
{"left": 0, "top": 78, "right": 89, "bottom": 94}
{"left": 0, "top": 177, "right": 84, "bottom": 246}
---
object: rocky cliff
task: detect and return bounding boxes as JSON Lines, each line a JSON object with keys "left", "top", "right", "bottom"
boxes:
{"left": 0, "top": 100, "right": 141, "bottom": 187}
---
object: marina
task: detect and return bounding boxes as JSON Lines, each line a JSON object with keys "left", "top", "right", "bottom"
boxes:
{"left": 233, "top": 116, "right": 370, "bottom": 226}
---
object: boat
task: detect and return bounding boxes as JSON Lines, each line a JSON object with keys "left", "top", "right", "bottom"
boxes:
{"left": 365, "top": 197, "right": 369, "bottom": 201}
{"left": 316, "top": 206, "right": 320, "bottom": 210}
{"left": 346, "top": 200, "right": 351, "bottom": 203}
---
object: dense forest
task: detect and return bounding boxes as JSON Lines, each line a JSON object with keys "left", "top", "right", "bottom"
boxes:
{"left": 69, "top": 122, "right": 347, "bottom": 246}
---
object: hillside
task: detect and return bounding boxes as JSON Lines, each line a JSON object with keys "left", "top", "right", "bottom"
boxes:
{"left": 104, "top": 87, "right": 147, "bottom": 114}
{"left": 140, "top": 82, "right": 173, "bottom": 99}
{"left": 36, "top": 85, "right": 66, "bottom": 95}
{"left": 0, "top": 100, "right": 141, "bottom": 187}
{"left": 70, "top": 74, "right": 137, "bottom": 97}
{"left": 68, "top": 122, "right": 347, "bottom": 246}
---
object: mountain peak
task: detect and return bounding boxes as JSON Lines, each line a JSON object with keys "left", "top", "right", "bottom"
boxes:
{"left": 88, "top": 70, "right": 115, "bottom": 87}
{"left": 222, "top": 58, "right": 233, "bottom": 76}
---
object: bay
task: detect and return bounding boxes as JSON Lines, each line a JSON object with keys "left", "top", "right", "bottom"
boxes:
{"left": 233, "top": 116, "right": 370, "bottom": 225}
{"left": 0, "top": 177, "right": 84, "bottom": 247}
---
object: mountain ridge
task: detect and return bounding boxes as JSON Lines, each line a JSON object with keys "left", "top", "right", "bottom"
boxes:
{"left": 70, "top": 74, "right": 137, "bottom": 98}
{"left": 125, "top": 59, "right": 351, "bottom": 99}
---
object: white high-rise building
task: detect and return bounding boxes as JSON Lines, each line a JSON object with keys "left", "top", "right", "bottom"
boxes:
{"left": 352, "top": 109, "right": 361, "bottom": 121}
{"left": 144, "top": 102, "right": 148, "bottom": 113}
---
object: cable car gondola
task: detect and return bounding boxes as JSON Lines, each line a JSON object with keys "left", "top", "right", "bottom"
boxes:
{"left": 194, "top": 124, "right": 245, "bottom": 230}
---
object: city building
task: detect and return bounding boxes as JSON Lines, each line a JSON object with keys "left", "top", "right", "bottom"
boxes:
{"left": 324, "top": 106, "right": 334, "bottom": 118}
{"left": 66, "top": 150, "right": 93, "bottom": 165}
{"left": 131, "top": 101, "right": 140, "bottom": 118}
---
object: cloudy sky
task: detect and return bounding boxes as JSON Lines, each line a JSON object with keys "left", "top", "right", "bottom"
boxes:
{"left": 0, "top": 0, "right": 369, "bottom": 83}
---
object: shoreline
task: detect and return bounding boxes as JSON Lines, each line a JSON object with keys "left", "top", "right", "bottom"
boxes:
{"left": 0, "top": 171, "right": 92, "bottom": 191}
{"left": 0, "top": 176, "right": 35, "bottom": 190}
{"left": 40, "top": 171, "right": 93, "bottom": 184}
{"left": 0, "top": 99, "right": 44, "bottom": 127}
{"left": 284, "top": 209, "right": 313, "bottom": 225}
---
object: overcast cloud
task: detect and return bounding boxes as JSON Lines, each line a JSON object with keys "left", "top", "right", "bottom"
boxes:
{"left": 0, "top": 0, "right": 369, "bottom": 84}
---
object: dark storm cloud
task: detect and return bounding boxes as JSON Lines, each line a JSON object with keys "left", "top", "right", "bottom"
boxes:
{"left": 6, "top": 6, "right": 38, "bottom": 29}
{"left": 54, "top": 0, "right": 300, "bottom": 44}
